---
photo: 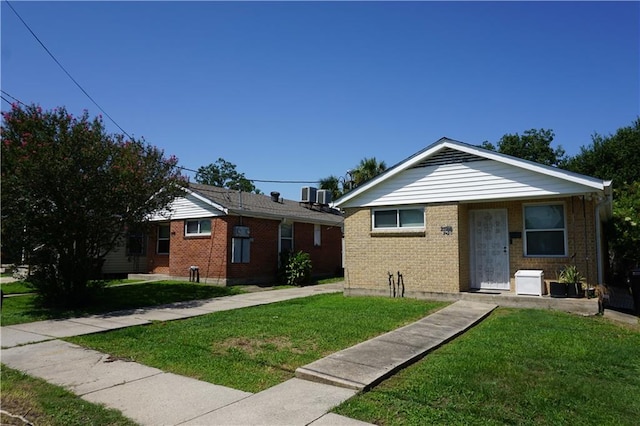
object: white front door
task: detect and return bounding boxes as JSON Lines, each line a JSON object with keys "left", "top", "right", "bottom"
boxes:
{"left": 470, "top": 209, "right": 510, "bottom": 290}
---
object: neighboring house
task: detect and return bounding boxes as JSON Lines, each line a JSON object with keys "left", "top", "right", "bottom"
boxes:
{"left": 332, "top": 138, "right": 612, "bottom": 297}
{"left": 129, "top": 183, "right": 343, "bottom": 285}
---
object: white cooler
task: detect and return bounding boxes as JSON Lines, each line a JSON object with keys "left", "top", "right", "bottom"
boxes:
{"left": 515, "top": 270, "right": 545, "bottom": 296}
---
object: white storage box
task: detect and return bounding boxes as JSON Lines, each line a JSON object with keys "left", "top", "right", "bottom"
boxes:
{"left": 515, "top": 270, "right": 545, "bottom": 296}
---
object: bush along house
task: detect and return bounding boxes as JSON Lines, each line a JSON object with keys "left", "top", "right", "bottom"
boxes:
{"left": 139, "top": 183, "right": 343, "bottom": 285}
{"left": 332, "top": 138, "right": 612, "bottom": 298}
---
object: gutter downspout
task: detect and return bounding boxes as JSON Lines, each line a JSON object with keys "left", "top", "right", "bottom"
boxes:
{"left": 594, "top": 189, "right": 613, "bottom": 285}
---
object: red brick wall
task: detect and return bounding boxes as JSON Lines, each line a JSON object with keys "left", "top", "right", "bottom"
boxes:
{"left": 147, "top": 224, "right": 169, "bottom": 274}
{"left": 226, "top": 217, "right": 280, "bottom": 282}
{"left": 147, "top": 216, "right": 343, "bottom": 284}
{"left": 294, "top": 222, "right": 343, "bottom": 277}
{"left": 168, "top": 219, "right": 228, "bottom": 280}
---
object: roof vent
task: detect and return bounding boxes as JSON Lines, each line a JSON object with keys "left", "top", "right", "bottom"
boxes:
{"left": 270, "top": 191, "right": 280, "bottom": 202}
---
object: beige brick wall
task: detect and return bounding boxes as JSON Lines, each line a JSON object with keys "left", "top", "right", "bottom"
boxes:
{"left": 344, "top": 196, "right": 599, "bottom": 295}
{"left": 344, "top": 203, "right": 462, "bottom": 294}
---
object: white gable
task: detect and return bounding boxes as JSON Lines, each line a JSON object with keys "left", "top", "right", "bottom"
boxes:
{"left": 150, "top": 192, "right": 225, "bottom": 221}
{"left": 343, "top": 159, "right": 601, "bottom": 207}
{"left": 335, "top": 139, "right": 611, "bottom": 208}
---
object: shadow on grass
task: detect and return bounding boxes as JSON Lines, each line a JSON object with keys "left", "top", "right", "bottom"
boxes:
{"left": 0, "top": 282, "right": 244, "bottom": 326}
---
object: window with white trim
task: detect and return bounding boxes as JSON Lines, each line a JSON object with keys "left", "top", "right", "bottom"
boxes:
{"left": 280, "top": 223, "right": 293, "bottom": 253}
{"left": 523, "top": 203, "right": 567, "bottom": 256}
{"left": 185, "top": 219, "right": 211, "bottom": 236}
{"left": 127, "top": 232, "right": 146, "bottom": 256}
{"left": 372, "top": 207, "right": 425, "bottom": 230}
{"left": 232, "top": 238, "right": 250, "bottom": 263}
{"left": 157, "top": 224, "right": 170, "bottom": 254}
{"left": 314, "top": 224, "right": 321, "bottom": 246}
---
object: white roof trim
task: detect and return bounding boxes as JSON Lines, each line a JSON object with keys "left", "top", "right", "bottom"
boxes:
{"left": 184, "top": 188, "right": 229, "bottom": 214}
{"left": 333, "top": 138, "right": 610, "bottom": 207}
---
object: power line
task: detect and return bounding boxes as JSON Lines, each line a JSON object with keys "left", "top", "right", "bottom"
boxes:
{"left": 1, "top": 90, "right": 27, "bottom": 106}
{"left": 3, "top": 4, "right": 323, "bottom": 187}
{"left": 1, "top": 89, "right": 321, "bottom": 185}
{"left": 5, "top": 0, "right": 132, "bottom": 140}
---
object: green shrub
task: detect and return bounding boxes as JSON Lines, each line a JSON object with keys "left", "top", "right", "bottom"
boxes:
{"left": 283, "top": 251, "right": 312, "bottom": 286}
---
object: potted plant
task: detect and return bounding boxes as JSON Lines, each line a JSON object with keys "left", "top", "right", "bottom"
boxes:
{"left": 559, "top": 265, "right": 584, "bottom": 298}
{"left": 549, "top": 269, "right": 567, "bottom": 298}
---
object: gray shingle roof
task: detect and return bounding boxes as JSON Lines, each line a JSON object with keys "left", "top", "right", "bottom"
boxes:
{"left": 188, "top": 183, "right": 343, "bottom": 226}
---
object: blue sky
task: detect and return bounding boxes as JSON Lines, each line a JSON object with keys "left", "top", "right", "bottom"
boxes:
{"left": 2, "top": 1, "right": 638, "bottom": 200}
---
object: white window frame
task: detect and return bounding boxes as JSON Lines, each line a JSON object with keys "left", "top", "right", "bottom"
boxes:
{"left": 371, "top": 207, "right": 425, "bottom": 231}
{"left": 232, "top": 238, "right": 251, "bottom": 263}
{"left": 185, "top": 219, "right": 211, "bottom": 236}
{"left": 157, "top": 224, "right": 170, "bottom": 255}
{"left": 523, "top": 202, "right": 568, "bottom": 257}
{"left": 314, "top": 224, "right": 321, "bottom": 246}
{"left": 127, "top": 231, "right": 147, "bottom": 256}
{"left": 279, "top": 222, "right": 293, "bottom": 254}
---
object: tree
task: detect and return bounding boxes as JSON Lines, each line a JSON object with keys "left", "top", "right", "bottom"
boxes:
{"left": 1, "top": 104, "right": 186, "bottom": 307}
{"left": 481, "top": 128, "right": 566, "bottom": 167}
{"left": 319, "top": 157, "right": 387, "bottom": 200}
{"left": 195, "top": 158, "right": 261, "bottom": 193}
{"left": 318, "top": 175, "right": 341, "bottom": 201}
{"left": 563, "top": 118, "right": 640, "bottom": 277}
{"left": 351, "top": 157, "right": 387, "bottom": 187}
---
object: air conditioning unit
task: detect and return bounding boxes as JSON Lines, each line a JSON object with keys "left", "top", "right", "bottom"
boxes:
{"left": 232, "top": 226, "right": 250, "bottom": 238}
{"left": 301, "top": 186, "right": 317, "bottom": 203}
{"left": 316, "top": 189, "right": 332, "bottom": 205}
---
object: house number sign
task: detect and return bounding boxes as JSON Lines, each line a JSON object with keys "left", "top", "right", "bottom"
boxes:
{"left": 441, "top": 226, "right": 453, "bottom": 235}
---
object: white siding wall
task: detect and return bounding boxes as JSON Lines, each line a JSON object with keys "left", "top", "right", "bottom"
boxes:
{"left": 102, "top": 241, "right": 147, "bottom": 274}
{"left": 351, "top": 160, "right": 594, "bottom": 207}
{"left": 150, "top": 194, "right": 224, "bottom": 221}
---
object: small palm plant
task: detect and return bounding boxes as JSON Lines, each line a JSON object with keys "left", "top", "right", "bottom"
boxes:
{"left": 559, "top": 265, "right": 584, "bottom": 298}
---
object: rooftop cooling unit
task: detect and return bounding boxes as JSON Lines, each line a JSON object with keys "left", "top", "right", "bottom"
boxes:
{"left": 301, "top": 186, "right": 317, "bottom": 203}
{"left": 316, "top": 189, "right": 332, "bottom": 205}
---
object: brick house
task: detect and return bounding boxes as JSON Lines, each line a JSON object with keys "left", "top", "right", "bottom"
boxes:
{"left": 332, "top": 138, "right": 612, "bottom": 298}
{"left": 105, "top": 183, "right": 343, "bottom": 284}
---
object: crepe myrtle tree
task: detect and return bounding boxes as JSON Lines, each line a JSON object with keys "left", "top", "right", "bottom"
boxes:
{"left": 1, "top": 104, "right": 186, "bottom": 307}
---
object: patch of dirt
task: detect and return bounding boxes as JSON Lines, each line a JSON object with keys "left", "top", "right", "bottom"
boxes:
{"left": 0, "top": 397, "right": 42, "bottom": 425}
{"left": 211, "top": 336, "right": 312, "bottom": 356}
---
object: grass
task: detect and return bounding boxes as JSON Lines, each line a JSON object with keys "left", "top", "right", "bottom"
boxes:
{"left": 0, "top": 281, "right": 245, "bottom": 326}
{"left": 1, "top": 364, "right": 136, "bottom": 426}
{"left": 0, "top": 280, "right": 34, "bottom": 294}
{"left": 0, "top": 279, "right": 143, "bottom": 295}
{"left": 69, "top": 294, "right": 445, "bottom": 393}
{"left": 333, "top": 308, "right": 640, "bottom": 426}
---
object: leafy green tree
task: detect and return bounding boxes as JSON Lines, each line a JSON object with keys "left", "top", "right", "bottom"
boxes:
{"left": 319, "top": 175, "right": 342, "bottom": 201}
{"left": 563, "top": 118, "right": 640, "bottom": 276}
{"left": 195, "top": 158, "right": 261, "bottom": 193}
{"left": 352, "top": 157, "right": 387, "bottom": 186}
{"left": 481, "top": 129, "right": 566, "bottom": 166}
{"left": 1, "top": 104, "right": 186, "bottom": 307}
{"left": 319, "top": 157, "right": 387, "bottom": 200}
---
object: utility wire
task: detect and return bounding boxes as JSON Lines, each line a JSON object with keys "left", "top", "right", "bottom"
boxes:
{"left": 1, "top": 88, "right": 321, "bottom": 185}
{"left": 1, "top": 90, "right": 27, "bottom": 106}
{"left": 3, "top": 4, "right": 322, "bottom": 186}
{"left": 5, "top": 0, "right": 132, "bottom": 140}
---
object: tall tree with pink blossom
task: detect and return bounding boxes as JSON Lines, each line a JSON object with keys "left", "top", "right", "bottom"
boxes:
{"left": 1, "top": 104, "right": 186, "bottom": 307}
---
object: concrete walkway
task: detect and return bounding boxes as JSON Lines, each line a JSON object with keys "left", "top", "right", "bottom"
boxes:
{"left": 1, "top": 284, "right": 497, "bottom": 426}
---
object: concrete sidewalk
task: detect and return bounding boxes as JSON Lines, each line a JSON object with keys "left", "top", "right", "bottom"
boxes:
{"left": 296, "top": 300, "right": 496, "bottom": 390}
{"left": 1, "top": 283, "right": 343, "bottom": 348}
{"left": 1, "top": 284, "right": 497, "bottom": 426}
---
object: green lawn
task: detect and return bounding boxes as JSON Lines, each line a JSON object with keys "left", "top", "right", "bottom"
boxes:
{"left": 69, "top": 294, "right": 445, "bottom": 393}
{"left": 0, "top": 280, "right": 34, "bottom": 294}
{"left": 333, "top": 308, "right": 640, "bottom": 426}
{"left": 0, "top": 281, "right": 244, "bottom": 326}
{"left": 1, "top": 364, "right": 136, "bottom": 426}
